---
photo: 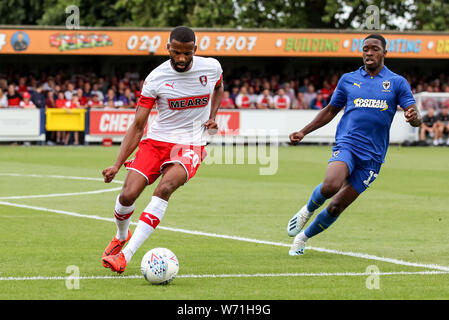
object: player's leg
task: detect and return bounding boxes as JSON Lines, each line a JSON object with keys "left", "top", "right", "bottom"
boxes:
{"left": 121, "top": 163, "right": 187, "bottom": 264}
{"left": 289, "top": 181, "right": 359, "bottom": 256}
{"left": 287, "top": 160, "right": 349, "bottom": 237}
{"left": 102, "top": 170, "right": 147, "bottom": 264}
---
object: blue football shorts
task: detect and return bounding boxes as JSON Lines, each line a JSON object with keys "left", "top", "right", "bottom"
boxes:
{"left": 328, "top": 146, "right": 382, "bottom": 194}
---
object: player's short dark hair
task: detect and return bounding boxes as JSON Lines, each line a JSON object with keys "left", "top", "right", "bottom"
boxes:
{"left": 364, "top": 34, "right": 386, "bottom": 50}
{"left": 170, "top": 26, "right": 196, "bottom": 44}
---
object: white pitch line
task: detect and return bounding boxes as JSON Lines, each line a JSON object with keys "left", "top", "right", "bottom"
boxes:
{"left": 0, "top": 187, "right": 122, "bottom": 200}
{"left": 0, "top": 173, "right": 123, "bottom": 200}
{"left": 1, "top": 200, "right": 449, "bottom": 273}
{"left": 1, "top": 271, "right": 448, "bottom": 281}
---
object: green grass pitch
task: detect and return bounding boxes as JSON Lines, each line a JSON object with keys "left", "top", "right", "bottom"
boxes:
{"left": 0, "top": 144, "right": 448, "bottom": 300}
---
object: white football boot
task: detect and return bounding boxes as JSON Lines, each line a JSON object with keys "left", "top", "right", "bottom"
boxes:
{"left": 287, "top": 205, "right": 313, "bottom": 237}
{"left": 288, "top": 233, "right": 307, "bottom": 256}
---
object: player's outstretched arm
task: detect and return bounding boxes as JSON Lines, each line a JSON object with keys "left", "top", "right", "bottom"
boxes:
{"left": 103, "top": 106, "right": 151, "bottom": 183}
{"left": 404, "top": 104, "right": 422, "bottom": 127}
{"left": 290, "top": 104, "right": 341, "bottom": 144}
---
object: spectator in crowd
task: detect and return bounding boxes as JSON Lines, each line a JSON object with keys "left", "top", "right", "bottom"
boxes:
{"left": 91, "top": 83, "right": 105, "bottom": 101}
{"left": 248, "top": 86, "right": 258, "bottom": 108}
{"left": 83, "top": 82, "right": 92, "bottom": 98}
{"left": 120, "top": 88, "right": 136, "bottom": 108}
{"left": 293, "top": 91, "right": 308, "bottom": 109}
{"left": 88, "top": 93, "right": 104, "bottom": 108}
{"left": 298, "top": 78, "right": 310, "bottom": 93}
{"left": 284, "top": 82, "right": 296, "bottom": 103}
{"left": 436, "top": 105, "right": 449, "bottom": 145}
{"left": 0, "top": 87, "right": 7, "bottom": 108}
{"left": 30, "top": 85, "right": 46, "bottom": 108}
{"left": 19, "top": 91, "right": 36, "bottom": 109}
{"left": 104, "top": 89, "right": 120, "bottom": 109}
{"left": 256, "top": 89, "right": 274, "bottom": 109}
{"left": 235, "top": 86, "right": 252, "bottom": 109}
{"left": 46, "top": 91, "right": 57, "bottom": 109}
{"left": 65, "top": 82, "right": 76, "bottom": 101}
{"left": 6, "top": 84, "right": 21, "bottom": 107}
{"left": 303, "top": 83, "right": 317, "bottom": 107}
{"left": 273, "top": 88, "right": 291, "bottom": 109}
{"left": 309, "top": 91, "right": 327, "bottom": 110}
{"left": 219, "top": 90, "right": 235, "bottom": 109}
{"left": 75, "top": 88, "right": 88, "bottom": 108}
{"left": 16, "top": 76, "right": 29, "bottom": 94}
{"left": 320, "top": 80, "right": 332, "bottom": 102}
{"left": 229, "top": 86, "right": 240, "bottom": 104}
{"left": 419, "top": 107, "right": 439, "bottom": 146}
{"left": 55, "top": 91, "right": 67, "bottom": 108}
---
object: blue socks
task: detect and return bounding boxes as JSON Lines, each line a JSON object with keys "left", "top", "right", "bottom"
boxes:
{"left": 306, "top": 183, "right": 327, "bottom": 212}
{"left": 304, "top": 208, "right": 338, "bottom": 238}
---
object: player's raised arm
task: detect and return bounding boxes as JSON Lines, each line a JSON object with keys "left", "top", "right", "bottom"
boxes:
{"left": 290, "top": 104, "right": 341, "bottom": 144}
{"left": 102, "top": 105, "right": 151, "bottom": 183}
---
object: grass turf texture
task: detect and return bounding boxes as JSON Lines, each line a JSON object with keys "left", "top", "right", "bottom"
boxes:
{"left": 0, "top": 145, "right": 448, "bottom": 300}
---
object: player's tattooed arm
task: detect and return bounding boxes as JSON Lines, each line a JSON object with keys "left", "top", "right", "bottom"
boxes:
{"left": 290, "top": 104, "right": 341, "bottom": 144}
{"left": 103, "top": 106, "right": 151, "bottom": 183}
{"left": 404, "top": 104, "right": 422, "bottom": 127}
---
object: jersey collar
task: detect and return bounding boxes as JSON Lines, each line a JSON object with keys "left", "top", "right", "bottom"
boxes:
{"left": 359, "top": 65, "right": 388, "bottom": 78}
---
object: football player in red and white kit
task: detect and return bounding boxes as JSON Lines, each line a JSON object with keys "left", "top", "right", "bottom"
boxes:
{"left": 101, "top": 26, "right": 224, "bottom": 274}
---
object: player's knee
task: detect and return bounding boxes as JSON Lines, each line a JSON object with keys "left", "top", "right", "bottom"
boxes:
{"left": 327, "top": 202, "right": 344, "bottom": 217}
{"left": 321, "top": 181, "right": 341, "bottom": 198}
{"left": 154, "top": 181, "right": 178, "bottom": 200}
{"left": 119, "top": 190, "right": 138, "bottom": 207}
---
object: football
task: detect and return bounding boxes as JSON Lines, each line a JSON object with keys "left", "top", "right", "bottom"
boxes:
{"left": 140, "top": 248, "right": 179, "bottom": 285}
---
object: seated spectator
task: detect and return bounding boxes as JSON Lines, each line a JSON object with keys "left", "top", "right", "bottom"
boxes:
{"left": 293, "top": 91, "right": 308, "bottom": 109}
{"left": 88, "top": 94, "right": 104, "bottom": 108}
{"left": 420, "top": 108, "right": 439, "bottom": 146}
{"left": 256, "top": 89, "right": 274, "bottom": 109}
{"left": 310, "top": 91, "right": 327, "bottom": 110}
{"left": 220, "top": 91, "right": 235, "bottom": 109}
{"left": 298, "top": 78, "right": 310, "bottom": 93}
{"left": 6, "top": 84, "right": 21, "bottom": 107}
{"left": 83, "top": 82, "right": 92, "bottom": 98}
{"left": 436, "top": 106, "right": 449, "bottom": 145}
{"left": 0, "top": 88, "right": 7, "bottom": 108}
{"left": 19, "top": 91, "right": 36, "bottom": 109}
{"left": 273, "top": 88, "right": 291, "bottom": 109}
{"left": 235, "top": 87, "right": 252, "bottom": 109}
{"left": 303, "top": 83, "right": 317, "bottom": 107}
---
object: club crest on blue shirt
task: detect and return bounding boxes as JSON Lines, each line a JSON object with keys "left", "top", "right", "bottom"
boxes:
{"left": 199, "top": 75, "right": 207, "bottom": 86}
{"left": 332, "top": 150, "right": 340, "bottom": 158}
{"left": 382, "top": 80, "right": 391, "bottom": 92}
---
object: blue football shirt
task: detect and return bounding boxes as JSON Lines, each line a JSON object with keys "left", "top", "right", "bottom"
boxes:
{"left": 329, "top": 65, "right": 415, "bottom": 163}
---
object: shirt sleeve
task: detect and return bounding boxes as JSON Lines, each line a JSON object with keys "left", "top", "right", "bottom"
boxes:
{"left": 329, "top": 74, "right": 347, "bottom": 108}
{"left": 137, "top": 73, "right": 158, "bottom": 109}
{"left": 396, "top": 76, "right": 416, "bottom": 109}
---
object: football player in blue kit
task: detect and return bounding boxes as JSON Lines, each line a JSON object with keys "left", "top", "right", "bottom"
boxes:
{"left": 286, "top": 34, "right": 422, "bottom": 256}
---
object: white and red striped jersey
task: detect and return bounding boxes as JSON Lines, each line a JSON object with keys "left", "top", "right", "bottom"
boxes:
{"left": 138, "top": 56, "right": 223, "bottom": 146}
